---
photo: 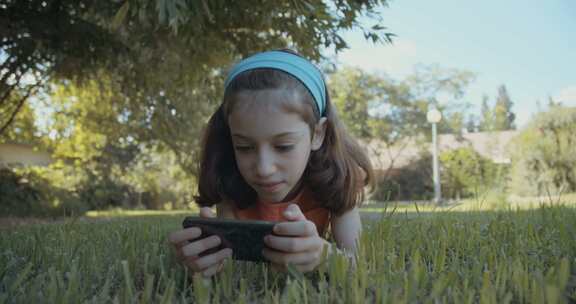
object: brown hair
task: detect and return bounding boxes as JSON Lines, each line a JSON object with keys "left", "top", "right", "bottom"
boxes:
{"left": 195, "top": 51, "right": 374, "bottom": 216}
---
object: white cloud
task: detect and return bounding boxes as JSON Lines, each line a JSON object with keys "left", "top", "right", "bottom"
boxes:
{"left": 555, "top": 85, "right": 576, "bottom": 105}
{"left": 335, "top": 39, "right": 418, "bottom": 78}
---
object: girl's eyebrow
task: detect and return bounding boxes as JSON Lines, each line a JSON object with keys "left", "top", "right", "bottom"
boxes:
{"left": 232, "top": 132, "right": 303, "bottom": 140}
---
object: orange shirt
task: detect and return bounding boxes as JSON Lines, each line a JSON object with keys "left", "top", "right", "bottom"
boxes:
{"left": 233, "top": 188, "right": 331, "bottom": 237}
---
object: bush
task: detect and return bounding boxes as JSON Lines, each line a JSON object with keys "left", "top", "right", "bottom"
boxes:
{"left": 0, "top": 167, "right": 87, "bottom": 217}
{"left": 440, "top": 147, "right": 508, "bottom": 199}
{"left": 371, "top": 148, "right": 507, "bottom": 202}
{"left": 371, "top": 154, "right": 433, "bottom": 202}
{"left": 0, "top": 168, "right": 44, "bottom": 216}
{"left": 509, "top": 106, "right": 576, "bottom": 196}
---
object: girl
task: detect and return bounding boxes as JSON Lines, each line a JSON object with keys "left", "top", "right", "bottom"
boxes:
{"left": 168, "top": 50, "right": 373, "bottom": 277}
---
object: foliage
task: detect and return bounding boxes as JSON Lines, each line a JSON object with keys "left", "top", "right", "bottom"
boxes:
{"left": 371, "top": 147, "right": 509, "bottom": 202}
{"left": 2, "top": 1, "right": 397, "bottom": 215}
{"left": 371, "top": 154, "right": 433, "bottom": 201}
{"left": 329, "top": 65, "right": 475, "bottom": 195}
{"left": 330, "top": 65, "right": 475, "bottom": 143}
{"left": 1, "top": 0, "right": 393, "bottom": 136}
{"left": 440, "top": 147, "right": 506, "bottom": 199}
{"left": 0, "top": 97, "right": 41, "bottom": 145}
{"left": 509, "top": 105, "right": 576, "bottom": 196}
{"left": 0, "top": 168, "right": 44, "bottom": 216}
{"left": 493, "top": 85, "right": 516, "bottom": 130}
{"left": 0, "top": 0, "right": 126, "bottom": 134}
{"left": 1, "top": 206, "right": 576, "bottom": 302}
{"left": 479, "top": 85, "right": 516, "bottom": 131}
{"left": 0, "top": 167, "right": 86, "bottom": 217}
{"left": 480, "top": 95, "right": 494, "bottom": 132}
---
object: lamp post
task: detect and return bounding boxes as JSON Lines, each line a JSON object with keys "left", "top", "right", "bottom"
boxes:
{"left": 427, "top": 107, "right": 442, "bottom": 204}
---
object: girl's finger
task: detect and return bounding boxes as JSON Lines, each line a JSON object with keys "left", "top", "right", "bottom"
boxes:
{"left": 262, "top": 248, "right": 320, "bottom": 265}
{"left": 194, "top": 248, "right": 233, "bottom": 271}
{"left": 200, "top": 207, "right": 216, "bottom": 218}
{"left": 201, "top": 260, "right": 226, "bottom": 277}
{"left": 181, "top": 235, "right": 221, "bottom": 257}
{"left": 293, "top": 262, "right": 319, "bottom": 273}
{"left": 283, "top": 204, "right": 306, "bottom": 221}
{"left": 273, "top": 220, "right": 318, "bottom": 237}
{"left": 168, "top": 227, "right": 202, "bottom": 246}
{"left": 182, "top": 256, "right": 201, "bottom": 272}
{"left": 264, "top": 235, "right": 321, "bottom": 253}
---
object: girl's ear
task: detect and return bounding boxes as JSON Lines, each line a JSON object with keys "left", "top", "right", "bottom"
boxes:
{"left": 311, "top": 117, "right": 328, "bottom": 151}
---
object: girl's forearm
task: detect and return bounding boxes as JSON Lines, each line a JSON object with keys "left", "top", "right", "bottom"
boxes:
{"left": 321, "top": 239, "right": 357, "bottom": 266}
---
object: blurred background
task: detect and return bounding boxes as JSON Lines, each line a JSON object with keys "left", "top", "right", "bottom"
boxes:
{"left": 1, "top": 0, "right": 575, "bottom": 218}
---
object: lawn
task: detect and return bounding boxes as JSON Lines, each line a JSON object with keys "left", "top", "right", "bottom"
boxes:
{"left": 1, "top": 202, "right": 576, "bottom": 303}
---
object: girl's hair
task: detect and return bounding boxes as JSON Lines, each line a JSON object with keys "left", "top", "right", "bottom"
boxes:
{"left": 195, "top": 51, "right": 374, "bottom": 216}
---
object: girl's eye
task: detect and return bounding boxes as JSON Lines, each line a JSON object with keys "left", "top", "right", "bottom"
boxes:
{"left": 234, "top": 146, "right": 253, "bottom": 152}
{"left": 276, "top": 145, "right": 294, "bottom": 152}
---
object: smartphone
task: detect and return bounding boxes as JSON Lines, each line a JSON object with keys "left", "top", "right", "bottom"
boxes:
{"left": 182, "top": 217, "right": 277, "bottom": 262}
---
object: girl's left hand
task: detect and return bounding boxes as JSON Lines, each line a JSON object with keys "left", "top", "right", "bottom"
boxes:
{"left": 262, "top": 204, "right": 327, "bottom": 272}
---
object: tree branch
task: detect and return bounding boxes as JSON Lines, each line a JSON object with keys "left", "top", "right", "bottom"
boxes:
{"left": 0, "top": 83, "right": 39, "bottom": 136}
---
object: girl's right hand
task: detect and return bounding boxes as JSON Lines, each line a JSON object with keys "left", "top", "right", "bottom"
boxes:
{"left": 168, "top": 207, "right": 233, "bottom": 277}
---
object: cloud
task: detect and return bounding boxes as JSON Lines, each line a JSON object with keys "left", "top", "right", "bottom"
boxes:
{"left": 336, "top": 39, "right": 418, "bottom": 78}
{"left": 555, "top": 85, "right": 576, "bottom": 105}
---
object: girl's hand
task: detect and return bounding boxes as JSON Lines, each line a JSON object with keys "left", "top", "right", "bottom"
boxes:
{"left": 168, "top": 207, "right": 233, "bottom": 277}
{"left": 262, "top": 204, "right": 327, "bottom": 272}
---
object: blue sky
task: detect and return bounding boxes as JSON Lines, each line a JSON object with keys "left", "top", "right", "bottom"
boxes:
{"left": 327, "top": 0, "right": 576, "bottom": 128}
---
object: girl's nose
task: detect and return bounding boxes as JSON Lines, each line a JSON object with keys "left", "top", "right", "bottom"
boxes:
{"left": 255, "top": 150, "right": 276, "bottom": 177}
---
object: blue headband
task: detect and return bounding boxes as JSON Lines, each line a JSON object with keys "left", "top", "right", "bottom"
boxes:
{"left": 224, "top": 51, "right": 327, "bottom": 116}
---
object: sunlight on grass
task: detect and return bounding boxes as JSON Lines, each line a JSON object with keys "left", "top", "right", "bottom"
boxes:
{"left": 361, "top": 192, "right": 576, "bottom": 214}
{"left": 2, "top": 204, "right": 575, "bottom": 303}
{"left": 86, "top": 208, "right": 197, "bottom": 218}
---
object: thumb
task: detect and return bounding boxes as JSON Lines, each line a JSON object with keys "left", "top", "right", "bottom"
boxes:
{"left": 283, "top": 204, "right": 306, "bottom": 221}
{"left": 200, "top": 207, "right": 216, "bottom": 218}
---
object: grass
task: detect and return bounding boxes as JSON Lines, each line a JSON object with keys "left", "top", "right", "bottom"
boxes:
{"left": 85, "top": 209, "right": 195, "bottom": 218}
{"left": 1, "top": 202, "right": 576, "bottom": 303}
{"left": 361, "top": 192, "right": 576, "bottom": 214}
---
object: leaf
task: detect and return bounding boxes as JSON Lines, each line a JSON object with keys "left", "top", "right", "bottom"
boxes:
{"left": 111, "top": 1, "right": 130, "bottom": 30}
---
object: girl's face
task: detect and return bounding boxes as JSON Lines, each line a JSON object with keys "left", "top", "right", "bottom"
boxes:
{"left": 228, "top": 89, "right": 326, "bottom": 203}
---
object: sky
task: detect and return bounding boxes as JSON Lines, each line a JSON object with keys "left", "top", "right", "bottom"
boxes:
{"left": 327, "top": 0, "right": 576, "bottom": 128}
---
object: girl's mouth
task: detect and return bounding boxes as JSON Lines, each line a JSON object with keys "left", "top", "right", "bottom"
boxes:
{"left": 256, "top": 182, "right": 284, "bottom": 192}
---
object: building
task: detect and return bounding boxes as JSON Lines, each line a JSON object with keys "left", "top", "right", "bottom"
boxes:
{"left": 0, "top": 143, "right": 52, "bottom": 167}
{"left": 365, "top": 130, "right": 519, "bottom": 172}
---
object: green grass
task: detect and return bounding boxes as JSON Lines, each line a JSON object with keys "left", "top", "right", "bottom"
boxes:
{"left": 362, "top": 192, "right": 576, "bottom": 214}
{"left": 1, "top": 205, "right": 576, "bottom": 303}
{"left": 85, "top": 209, "right": 195, "bottom": 218}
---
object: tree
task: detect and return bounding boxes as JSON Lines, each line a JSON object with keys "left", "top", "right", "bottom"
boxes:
{"left": 479, "top": 86, "right": 516, "bottom": 132}
{"left": 329, "top": 67, "right": 426, "bottom": 181}
{"left": 479, "top": 95, "right": 494, "bottom": 131}
{"left": 493, "top": 85, "right": 515, "bottom": 130}
{"left": 2, "top": 0, "right": 397, "bottom": 185}
{"left": 509, "top": 106, "right": 576, "bottom": 196}
{"left": 3, "top": 0, "right": 400, "bottom": 213}
{"left": 547, "top": 96, "right": 562, "bottom": 108}
{"left": 0, "top": 97, "right": 40, "bottom": 145}
{"left": 404, "top": 64, "right": 475, "bottom": 135}
{"left": 1, "top": 1, "right": 127, "bottom": 135}
{"left": 1, "top": 0, "right": 394, "bottom": 137}
{"left": 329, "top": 65, "right": 475, "bottom": 198}
{"left": 329, "top": 67, "right": 383, "bottom": 138}
{"left": 465, "top": 114, "right": 478, "bottom": 133}
{"left": 439, "top": 147, "right": 499, "bottom": 199}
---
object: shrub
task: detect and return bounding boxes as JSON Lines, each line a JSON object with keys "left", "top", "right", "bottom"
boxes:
{"left": 440, "top": 147, "right": 507, "bottom": 199}
{"left": 0, "top": 167, "right": 87, "bottom": 217}
{"left": 371, "top": 154, "right": 433, "bottom": 202}
{"left": 509, "top": 106, "right": 576, "bottom": 196}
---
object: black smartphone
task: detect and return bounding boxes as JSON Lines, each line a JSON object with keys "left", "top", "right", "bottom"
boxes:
{"left": 182, "top": 217, "right": 277, "bottom": 262}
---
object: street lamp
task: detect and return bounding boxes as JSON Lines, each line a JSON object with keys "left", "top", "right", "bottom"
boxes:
{"left": 427, "top": 107, "right": 442, "bottom": 204}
